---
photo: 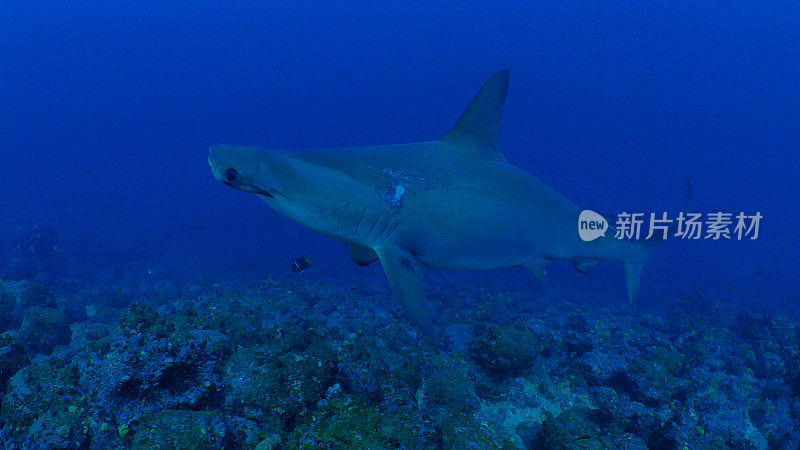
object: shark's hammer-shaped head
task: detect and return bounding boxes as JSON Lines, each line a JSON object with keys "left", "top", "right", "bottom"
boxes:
{"left": 209, "top": 144, "right": 376, "bottom": 239}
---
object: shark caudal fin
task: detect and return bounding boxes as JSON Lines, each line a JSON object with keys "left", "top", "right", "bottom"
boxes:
{"left": 619, "top": 238, "right": 659, "bottom": 303}
{"left": 623, "top": 177, "right": 694, "bottom": 303}
{"left": 624, "top": 261, "right": 645, "bottom": 303}
{"left": 441, "top": 69, "right": 509, "bottom": 155}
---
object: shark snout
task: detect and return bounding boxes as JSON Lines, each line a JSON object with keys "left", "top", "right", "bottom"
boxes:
{"left": 208, "top": 145, "right": 228, "bottom": 181}
{"left": 208, "top": 145, "right": 274, "bottom": 197}
{"left": 208, "top": 145, "right": 244, "bottom": 182}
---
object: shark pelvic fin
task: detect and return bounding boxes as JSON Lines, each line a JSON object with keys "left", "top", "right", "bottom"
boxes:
{"left": 348, "top": 243, "right": 378, "bottom": 266}
{"left": 571, "top": 258, "right": 599, "bottom": 274}
{"left": 375, "top": 246, "right": 436, "bottom": 339}
{"left": 441, "top": 69, "right": 509, "bottom": 155}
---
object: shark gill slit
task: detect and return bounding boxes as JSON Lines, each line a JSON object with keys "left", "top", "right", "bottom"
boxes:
{"left": 374, "top": 211, "right": 393, "bottom": 239}
{"left": 353, "top": 205, "right": 368, "bottom": 236}
{"left": 336, "top": 201, "right": 350, "bottom": 232}
{"left": 366, "top": 210, "right": 382, "bottom": 241}
{"left": 371, "top": 210, "right": 395, "bottom": 242}
{"left": 385, "top": 220, "right": 400, "bottom": 238}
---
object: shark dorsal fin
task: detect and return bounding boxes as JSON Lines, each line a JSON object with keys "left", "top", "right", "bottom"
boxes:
{"left": 441, "top": 69, "right": 509, "bottom": 155}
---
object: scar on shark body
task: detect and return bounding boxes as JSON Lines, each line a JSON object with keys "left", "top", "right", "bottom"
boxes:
{"left": 210, "top": 70, "right": 662, "bottom": 340}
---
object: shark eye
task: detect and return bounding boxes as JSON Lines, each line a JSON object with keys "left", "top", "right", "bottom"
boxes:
{"left": 224, "top": 168, "right": 238, "bottom": 182}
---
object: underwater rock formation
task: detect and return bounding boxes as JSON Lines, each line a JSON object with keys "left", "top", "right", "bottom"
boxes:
{"left": 0, "top": 276, "right": 796, "bottom": 448}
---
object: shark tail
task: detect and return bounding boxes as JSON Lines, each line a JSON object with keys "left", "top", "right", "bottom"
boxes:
{"left": 624, "top": 259, "right": 647, "bottom": 303}
{"left": 622, "top": 237, "right": 661, "bottom": 303}
{"left": 624, "top": 177, "right": 693, "bottom": 303}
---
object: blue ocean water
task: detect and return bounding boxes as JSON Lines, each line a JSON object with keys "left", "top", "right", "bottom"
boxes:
{"left": 3, "top": 1, "right": 797, "bottom": 301}
{"left": 2, "top": 1, "right": 799, "bottom": 447}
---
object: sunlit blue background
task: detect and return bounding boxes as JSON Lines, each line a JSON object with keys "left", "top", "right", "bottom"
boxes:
{"left": 2, "top": 1, "right": 797, "bottom": 313}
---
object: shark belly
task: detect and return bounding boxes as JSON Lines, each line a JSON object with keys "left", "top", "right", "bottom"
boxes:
{"left": 267, "top": 193, "right": 400, "bottom": 250}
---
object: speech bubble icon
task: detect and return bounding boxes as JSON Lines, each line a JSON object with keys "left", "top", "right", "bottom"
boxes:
{"left": 578, "top": 210, "right": 609, "bottom": 241}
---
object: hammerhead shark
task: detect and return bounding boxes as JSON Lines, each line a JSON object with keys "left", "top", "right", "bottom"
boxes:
{"left": 209, "top": 70, "right": 655, "bottom": 339}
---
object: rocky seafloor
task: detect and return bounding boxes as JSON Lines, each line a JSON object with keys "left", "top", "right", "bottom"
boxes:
{"left": 0, "top": 274, "right": 798, "bottom": 449}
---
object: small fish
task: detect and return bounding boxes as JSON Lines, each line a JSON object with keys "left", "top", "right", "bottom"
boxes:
{"left": 291, "top": 257, "right": 312, "bottom": 273}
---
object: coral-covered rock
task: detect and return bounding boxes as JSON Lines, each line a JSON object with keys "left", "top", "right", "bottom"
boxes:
{"left": 532, "top": 406, "right": 609, "bottom": 449}
{"left": 0, "top": 280, "right": 55, "bottom": 329}
{"left": 19, "top": 307, "right": 71, "bottom": 354}
{"left": 131, "top": 410, "right": 228, "bottom": 449}
{"left": 287, "top": 389, "right": 422, "bottom": 448}
{"left": 440, "top": 412, "right": 517, "bottom": 449}
{"left": 0, "top": 332, "right": 29, "bottom": 394}
{"left": 1, "top": 276, "right": 798, "bottom": 448}
{"left": 470, "top": 325, "right": 540, "bottom": 379}
{"left": 420, "top": 353, "right": 477, "bottom": 414}
{"left": 224, "top": 335, "right": 336, "bottom": 424}
{"left": 119, "top": 303, "right": 174, "bottom": 337}
{"left": 0, "top": 290, "right": 16, "bottom": 330}
{"left": 10, "top": 280, "right": 55, "bottom": 308}
{"left": 1, "top": 360, "right": 91, "bottom": 448}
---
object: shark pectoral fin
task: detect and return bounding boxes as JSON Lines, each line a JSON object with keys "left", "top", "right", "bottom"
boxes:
{"left": 571, "top": 258, "right": 599, "bottom": 274}
{"left": 624, "top": 262, "right": 644, "bottom": 303}
{"left": 375, "top": 246, "right": 436, "bottom": 339}
{"left": 348, "top": 243, "right": 379, "bottom": 266}
{"left": 526, "top": 261, "right": 548, "bottom": 283}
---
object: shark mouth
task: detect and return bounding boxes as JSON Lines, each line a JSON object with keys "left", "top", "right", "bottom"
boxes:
{"left": 221, "top": 168, "right": 275, "bottom": 197}
{"left": 222, "top": 180, "right": 274, "bottom": 197}
{"left": 238, "top": 183, "right": 273, "bottom": 197}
